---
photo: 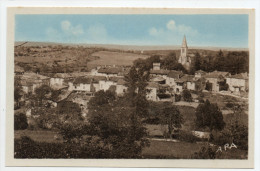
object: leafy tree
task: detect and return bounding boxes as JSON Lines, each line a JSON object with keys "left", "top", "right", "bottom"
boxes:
{"left": 182, "top": 89, "right": 192, "bottom": 102}
{"left": 195, "top": 100, "right": 225, "bottom": 131}
{"left": 14, "top": 113, "right": 28, "bottom": 130}
{"left": 14, "top": 87, "right": 23, "bottom": 109}
{"left": 87, "top": 66, "right": 150, "bottom": 158}
{"left": 194, "top": 52, "right": 202, "bottom": 71}
{"left": 88, "top": 90, "right": 116, "bottom": 110}
{"left": 14, "top": 76, "right": 23, "bottom": 108}
{"left": 161, "top": 52, "right": 177, "bottom": 70}
{"left": 34, "top": 85, "right": 53, "bottom": 106}
{"left": 159, "top": 103, "right": 183, "bottom": 139}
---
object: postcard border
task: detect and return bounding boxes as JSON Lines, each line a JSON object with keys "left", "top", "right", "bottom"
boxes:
{"left": 6, "top": 7, "right": 255, "bottom": 168}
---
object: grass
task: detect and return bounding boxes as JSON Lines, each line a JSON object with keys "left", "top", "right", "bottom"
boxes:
{"left": 142, "top": 140, "right": 202, "bottom": 158}
{"left": 87, "top": 51, "right": 149, "bottom": 68}
{"left": 15, "top": 130, "right": 63, "bottom": 143}
{"left": 202, "top": 92, "right": 248, "bottom": 110}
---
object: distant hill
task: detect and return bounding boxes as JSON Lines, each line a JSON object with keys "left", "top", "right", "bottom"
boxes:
{"left": 15, "top": 41, "right": 248, "bottom": 52}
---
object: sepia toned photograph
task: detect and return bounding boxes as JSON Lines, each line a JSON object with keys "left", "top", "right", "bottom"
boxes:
{"left": 6, "top": 8, "right": 255, "bottom": 168}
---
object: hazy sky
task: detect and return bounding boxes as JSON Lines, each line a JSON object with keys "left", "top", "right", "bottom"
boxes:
{"left": 15, "top": 14, "right": 248, "bottom": 48}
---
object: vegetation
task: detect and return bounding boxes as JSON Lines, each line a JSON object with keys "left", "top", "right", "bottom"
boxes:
{"left": 182, "top": 89, "right": 192, "bottom": 102}
{"left": 195, "top": 100, "right": 225, "bottom": 131}
{"left": 159, "top": 103, "right": 183, "bottom": 139}
{"left": 191, "top": 50, "right": 248, "bottom": 74}
{"left": 14, "top": 113, "right": 28, "bottom": 130}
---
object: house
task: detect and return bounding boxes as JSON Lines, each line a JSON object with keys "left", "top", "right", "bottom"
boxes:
{"left": 195, "top": 70, "right": 206, "bottom": 79}
{"left": 146, "top": 82, "right": 160, "bottom": 101}
{"left": 166, "top": 70, "right": 183, "bottom": 87}
{"left": 116, "top": 78, "right": 128, "bottom": 96}
{"left": 226, "top": 73, "right": 249, "bottom": 93}
{"left": 204, "top": 71, "right": 230, "bottom": 92}
{"left": 96, "top": 66, "right": 124, "bottom": 77}
{"left": 69, "top": 77, "right": 94, "bottom": 92}
{"left": 99, "top": 78, "right": 117, "bottom": 91}
{"left": 20, "top": 72, "right": 50, "bottom": 94}
{"left": 175, "top": 74, "right": 196, "bottom": 92}
{"left": 150, "top": 76, "right": 166, "bottom": 84}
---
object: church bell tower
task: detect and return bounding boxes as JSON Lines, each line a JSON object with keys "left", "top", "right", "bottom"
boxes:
{"left": 178, "top": 35, "right": 191, "bottom": 71}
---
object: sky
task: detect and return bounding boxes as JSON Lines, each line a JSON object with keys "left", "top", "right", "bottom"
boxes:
{"left": 15, "top": 14, "right": 248, "bottom": 48}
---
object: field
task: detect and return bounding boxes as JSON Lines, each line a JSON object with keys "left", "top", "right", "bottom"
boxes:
{"left": 87, "top": 51, "right": 149, "bottom": 69}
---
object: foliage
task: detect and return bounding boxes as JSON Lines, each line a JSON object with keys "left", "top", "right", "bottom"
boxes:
{"left": 14, "top": 113, "right": 28, "bottom": 130}
{"left": 182, "top": 89, "right": 192, "bottom": 102}
{"left": 192, "top": 145, "right": 216, "bottom": 159}
{"left": 88, "top": 90, "right": 116, "bottom": 110}
{"left": 159, "top": 102, "right": 184, "bottom": 139}
{"left": 14, "top": 136, "right": 111, "bottom": 158}
{"left": 213, "top": 121, "right": 248, "bottom": 150}
{"left": 195, "top": 100, "right": 225, "bottom": 131}
{"left": 174, "top": 130, "right": 200, "bottom": 143}
{"left": 193, "top": 50, "right": 249, "bottom": 74}
{"left": 86, "top": 67, "right": 151, "bottom": 158}
{"left": 175, "top": 94, "right": 182, "bottom": 102}
{"left": 34, "top": 85, "right": 53, "bottom": 106}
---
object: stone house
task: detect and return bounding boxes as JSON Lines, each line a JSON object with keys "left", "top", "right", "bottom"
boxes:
{"left": 116, "top": 78, "right": 128, "bottom": 96}
{"left": 165, "top": 70, "right": 183, "bottom": 87}
{"left": 204, "top": 71, "right": 230, "bottom": 92}
{"left": 226, "top": 73, "right": 249, "bottom": 93}
{"left": 146, "top": 82, "right": 159, "bottom": 101}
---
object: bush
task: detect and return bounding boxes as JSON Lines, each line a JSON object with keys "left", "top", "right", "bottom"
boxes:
{"left": 212, "top": 121, "right": 248, "bottom": 150}
{"left": 192, "top": 145, "right": 216, "bottom": 159}
{"left": 175, "top": 94, "right": 181, "bottom": 102}
{"left": 174, "top": 130, "right": 200, "bottom": 143}
{"left": 226, "top": 102, "right": 234, "bottom": 108}
{"left": 142, "top": 117, "right": 160, "bottom": 124}
{"left": 182, "top": 89, "right": 192, "bottom": 102}
{"left": 14, "top": 113, "right": 28, "bottom": 130}
{"left": 14, "top": 136, "right": 111, "bottom": 158}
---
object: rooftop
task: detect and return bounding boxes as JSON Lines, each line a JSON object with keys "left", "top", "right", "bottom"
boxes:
{"left": 167, "top": 70, "right": 183, "bottom": 79}
{"left": 150, "top": 69, "right": 170, "bottom": 75}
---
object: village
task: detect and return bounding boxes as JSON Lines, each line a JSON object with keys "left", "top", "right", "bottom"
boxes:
{"left": 15, "top": 36, "right": 249, "bottom": 114}
{"left": 14, "top": 36, "right": 249, "bottom": 159}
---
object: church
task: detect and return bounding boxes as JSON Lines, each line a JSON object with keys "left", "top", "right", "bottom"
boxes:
{"left": 178, "top": 35, "right": 192, "bottom": 71}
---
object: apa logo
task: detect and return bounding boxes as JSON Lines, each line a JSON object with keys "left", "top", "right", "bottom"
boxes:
{"left": 216, "top": 143, "right": 237, "bottom": 153}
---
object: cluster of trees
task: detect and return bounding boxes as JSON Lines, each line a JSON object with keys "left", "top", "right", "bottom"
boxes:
{"left": 133, "top": 50, "right": 248, "bottom": 75}
{"left": 133, "top": 53, "right": 187, "bottom": 73}
{"left": 192, "top": 50, "right": 249, "bottom": 74}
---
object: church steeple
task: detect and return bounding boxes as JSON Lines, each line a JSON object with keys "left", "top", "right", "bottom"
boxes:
{"left": 182, "top": 35, "right": 188, "bottom": 48}
{"left": 178, "top": 35, "right": 191, "bottom": 71}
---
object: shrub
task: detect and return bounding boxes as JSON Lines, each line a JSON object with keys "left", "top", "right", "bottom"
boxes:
{"left": 192, "top": 145, "right": 216, "bottom": 159}
{"left": 175, "top": 94, "right": 181, "bottom": 102}
{"left": 14, "top": 113, "right": 28, "bottom": 130}
{"left": 14, "top": 136, "right": 111, "bottom": 159}
{"left": 174, "top": 130, "right": 200, "bottom": 143}
{"left": 182, "top": 89, "right": 192, "bottom": 102}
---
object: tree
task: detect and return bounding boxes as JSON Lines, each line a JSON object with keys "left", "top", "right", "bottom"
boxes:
{"left": 194, "top": 52, "right": 202, "bottom": 71}
{"left": 182, "top": 89, "right": 192, "bottom": 102}
{"left": 14, "top": 76, "right": 23, "bottom": 108}
{"left": 14, "top": 87, "right": 23, "bottom": 109}
{"left": 14, "top": 113, "right": 28, "bottom": 130}
{"left": 161, "top": 52, "right": 177, "bottom": 70}
{"left": 34, "top": 85, "right": 53, "bottom": 106}
{"left": 195, "top": 100, "right": 225, "bottom": 132}
{"left": 159, "top": 103, "right": 183, "bottom": 139}
{"left": 87, "top": 66, "right": 150, "bottom": 158}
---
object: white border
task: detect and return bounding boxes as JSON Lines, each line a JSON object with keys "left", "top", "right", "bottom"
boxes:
{"left": 1, "top": 0, "right": 260, "bottom": 171}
